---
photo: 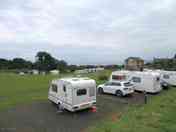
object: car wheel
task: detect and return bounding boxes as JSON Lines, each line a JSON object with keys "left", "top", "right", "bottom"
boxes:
{"left": 98, "top": 87, "right": 104, "bottom": 94}
{"left": 116, "top": 90, "right": 123, "bottom": 97}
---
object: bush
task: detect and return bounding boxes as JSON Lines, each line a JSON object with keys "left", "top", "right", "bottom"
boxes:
{"left": 98, "top": 75, "right": 108, "bottom": 81}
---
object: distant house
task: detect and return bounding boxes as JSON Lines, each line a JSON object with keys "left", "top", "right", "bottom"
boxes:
{"left": 125, "top": 57, "right": 144, "bottom": 71}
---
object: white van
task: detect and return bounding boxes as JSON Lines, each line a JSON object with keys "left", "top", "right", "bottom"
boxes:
{"left": 129, "top": 71, "right": 162, "bottom": 93}
{"left": 48, "top": 77, "right": 96, "bottom": 112}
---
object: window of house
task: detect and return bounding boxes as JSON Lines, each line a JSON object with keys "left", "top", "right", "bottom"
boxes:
{"left": 51, "top": 84, "right": 57, "bottom": 93}
{"left": 77, "top": 89, "right": 87, "bottom": 96}
{"left": 132, "top": 77, "right": 141, "bottom": 83}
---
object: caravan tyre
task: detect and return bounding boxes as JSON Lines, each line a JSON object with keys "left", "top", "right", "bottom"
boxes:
{"left": 98, "top": 88, "right": 104, "bottom": 94}
{"left": 116, "top": 90, "right": 123, "bottom": 97}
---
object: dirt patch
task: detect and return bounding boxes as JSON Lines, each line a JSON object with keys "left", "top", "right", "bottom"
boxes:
{"left": 0, "top": 92, "right": 145, "bottom": 132}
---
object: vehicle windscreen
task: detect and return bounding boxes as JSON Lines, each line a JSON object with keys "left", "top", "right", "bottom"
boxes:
{"left": 123, "top": 82, "right": 133, "bottom": 87}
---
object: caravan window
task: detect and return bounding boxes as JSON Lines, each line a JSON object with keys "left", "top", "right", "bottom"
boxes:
{"left": 51, "top": 84, "right": 57, "bottom": 93}
{"left": 132, "top": 77, "right": 141, "bottom": 83}
{"left": 77, "top": 89, "right": 87, "bottom": 96}
{"left": 163, "top": 74, "right": 170, "bottom": 79}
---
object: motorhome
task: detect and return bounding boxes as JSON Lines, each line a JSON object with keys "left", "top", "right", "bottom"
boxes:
{"left": 48, "top": 77, "right": 96, "bottom": 112}
{"left": 129, "top": 71, "right": 162, "bottom": 93}
{"left": 160, "top": 71, "right": 176, "bottom": 86}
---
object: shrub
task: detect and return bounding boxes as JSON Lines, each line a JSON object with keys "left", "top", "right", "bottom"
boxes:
{"left": 98, "top": 75, "right": 108, "bottom": 81}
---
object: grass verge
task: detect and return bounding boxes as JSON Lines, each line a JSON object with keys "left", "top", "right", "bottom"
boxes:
{"left": 89, "top": 87, "right": 176, "bottom": 132}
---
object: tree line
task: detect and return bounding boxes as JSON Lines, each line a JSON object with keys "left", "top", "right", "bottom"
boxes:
{"left": 0, "top": 51, "right": 122, "bottom": 73}
{"left": 0, "top": 51, "right": 68, "bottom": 73}
{"left": 145, "top": 54, "right": 176, "bottom": 71}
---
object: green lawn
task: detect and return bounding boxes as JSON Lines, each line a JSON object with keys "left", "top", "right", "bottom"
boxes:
{"left": 0, "top": 70, "right": 111, "bottom": 110}
{"left": 0, "top": 73, "right": 55, "bottom": 110}
{"left": 1, "top": 71, "right": 176, "bottom": 132}
{"left": 89, "top": 87, "right": 176, "bottom": 132}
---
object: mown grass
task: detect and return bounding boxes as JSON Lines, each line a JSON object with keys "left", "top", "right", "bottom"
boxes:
{"left": 89, "top": 87, "right": 176, "bottom": 132}
{"left": 0, "top": 70, "right": 111, "bottom": 110}
{"left": 0, "top": 73, "right": 56, "bottom": 110}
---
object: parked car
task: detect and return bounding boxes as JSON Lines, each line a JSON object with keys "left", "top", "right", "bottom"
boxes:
{"left": 97, "top": 81, "right": 134, "bottom": 97}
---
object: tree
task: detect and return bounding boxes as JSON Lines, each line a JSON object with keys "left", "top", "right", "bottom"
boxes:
{"left": 0, "top": 58, "right": 10, "bottom": 69}
{"left": 67, "top": 65, "right": 78, "bottom": 72}
{"left": 35, "top": 51, "right": 57, "bottom": 72}
{"left": 57, "top": 60, "right": 68, "bottom": 72}
{"left": 11, "top": 58, "right": 32, "bottom": 69}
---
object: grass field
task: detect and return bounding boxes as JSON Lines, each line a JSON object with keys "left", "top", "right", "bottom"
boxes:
{"left": 1, "top": 71, "right": 176, "bottom": 132}
{"left": 89, "top": 87, "right": 176, "bottom": 132}
{"left": 0, "top": 70, "right": 111, "bottom": 110}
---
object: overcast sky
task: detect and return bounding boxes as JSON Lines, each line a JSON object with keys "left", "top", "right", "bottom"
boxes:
{"left": 0, "top": 0, "right": 176, "bottom": 64}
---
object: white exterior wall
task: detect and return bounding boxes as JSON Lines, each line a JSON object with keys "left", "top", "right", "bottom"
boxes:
{"left": 129, "top": 71, "right": 162, "bottom": 93}
{"left": 48, "top": 78, "right": 96, "bottom": 112}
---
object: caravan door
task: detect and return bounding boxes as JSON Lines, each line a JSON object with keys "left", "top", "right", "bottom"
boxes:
{"left": 131, "top": 76, "right": 143, "bottom": 91}
{"left": 64, "top": 83, "right": 72, "bottom": 105}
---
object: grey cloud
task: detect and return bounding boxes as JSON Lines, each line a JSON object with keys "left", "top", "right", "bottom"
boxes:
{"left": 0, "top": 0, "right": 176, "bottom": 64}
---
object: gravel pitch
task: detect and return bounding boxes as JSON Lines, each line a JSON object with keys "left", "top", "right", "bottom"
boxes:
{"left": 0, "top": 92, "right": 145, "bottom": 132}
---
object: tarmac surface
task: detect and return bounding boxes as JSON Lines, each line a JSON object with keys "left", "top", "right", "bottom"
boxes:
{"left": 0, "top": 92, "right": 145, "bottom": 132}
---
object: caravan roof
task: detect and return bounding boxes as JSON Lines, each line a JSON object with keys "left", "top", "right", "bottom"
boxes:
{"left": 112, "top": 70, "right": 131, "bottom": 75}
{"left": 52, "top": 77, "right": 95, "bottom": 85}
{"left": 132, "top": 71, "right": 160, "bottom": 76}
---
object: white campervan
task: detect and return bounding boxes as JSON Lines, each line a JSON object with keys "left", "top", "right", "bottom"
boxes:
{"left": 48, "top": 77, "right": 96, "bottom": 112}
{"left": 129, "top": 71, "right": 162, "bottom": 93}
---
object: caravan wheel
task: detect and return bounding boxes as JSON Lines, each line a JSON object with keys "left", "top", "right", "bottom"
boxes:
{"left": 98, "top": 88, "right": 104, "bottom": 94}
{"left": 57, "top": 103, "right": 64, "bottom": 111}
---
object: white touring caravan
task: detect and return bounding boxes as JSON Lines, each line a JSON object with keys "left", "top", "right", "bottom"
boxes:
{"left": 129, "top": 71, "right": 162, "bottom": 93}
{"left": 109, "top": 70, "right": 131, "bottom": 82}
{"left": 48, "top": 77, "right": 96, "bottom": 112}
{"left": 160, "top": 71, "right": 176, "bottom": 86}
